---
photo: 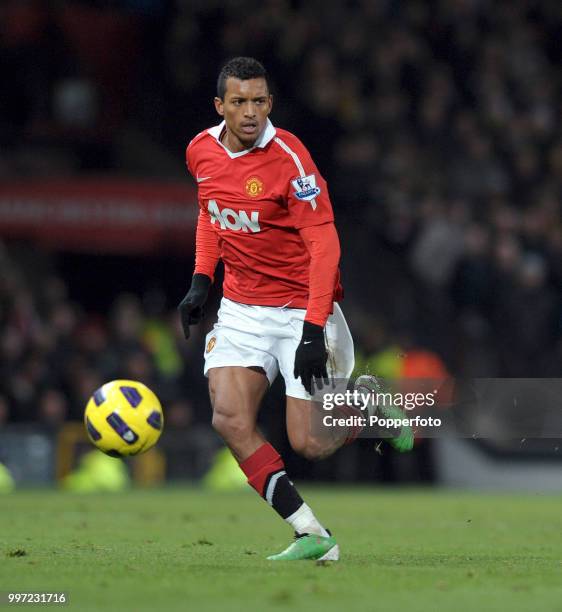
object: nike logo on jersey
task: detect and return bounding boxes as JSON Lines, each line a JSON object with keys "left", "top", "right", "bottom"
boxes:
{"left": 197, "top": 175, "right": 212, "bottom": 183}
{"left": 303, "top": 340, "right": 313, "bottom": 345}
{"left": 208, "top": 199, "right": 261, "bottom": 233}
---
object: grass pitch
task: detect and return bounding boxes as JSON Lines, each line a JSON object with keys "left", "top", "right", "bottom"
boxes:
{"left": 1, "top": 487, "right": 561, "bottom": 611}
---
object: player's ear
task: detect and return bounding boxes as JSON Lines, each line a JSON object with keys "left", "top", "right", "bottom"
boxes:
{"left": 214, "top": 97, "right": 225, "bottom": 116}
{"left": 267, "top": 94, "right": 273, "bottom": 114}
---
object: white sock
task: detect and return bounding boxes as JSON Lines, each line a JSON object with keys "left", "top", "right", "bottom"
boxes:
{"left": 285, "top": 503, "right": 330, "bottom": 537}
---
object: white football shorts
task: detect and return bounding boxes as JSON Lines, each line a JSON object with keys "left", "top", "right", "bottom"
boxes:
{"left": 203, "top": 297, "right": 355, "bottom": 400}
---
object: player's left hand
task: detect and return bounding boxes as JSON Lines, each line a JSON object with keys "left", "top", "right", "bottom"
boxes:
{"left": 294, "top": 321, "right": 329, "bottom": 395}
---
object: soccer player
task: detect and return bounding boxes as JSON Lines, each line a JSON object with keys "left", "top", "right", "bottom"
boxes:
{"left": 178, "top": 57, "right": 355, "bottom": 561}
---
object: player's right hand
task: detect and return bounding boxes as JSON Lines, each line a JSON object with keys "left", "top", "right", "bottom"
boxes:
{"left": 177, "top": 273, "right": 212, "bottom": 339}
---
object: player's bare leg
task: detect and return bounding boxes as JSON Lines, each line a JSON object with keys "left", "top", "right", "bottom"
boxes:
{"left": 208, "top": 366, "right": 268, "bottom": 461}
{"left": 286, "top": 396, "right": 349, "bottom": 461}
{"left": 208, "top": 366, "right": 338, "bottom": 560}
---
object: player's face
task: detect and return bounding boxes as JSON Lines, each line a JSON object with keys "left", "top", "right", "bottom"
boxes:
{"left": 215, "top": 77, "right": 272, "bottom": 152}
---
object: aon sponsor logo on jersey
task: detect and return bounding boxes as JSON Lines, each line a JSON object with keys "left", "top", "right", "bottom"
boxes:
{"left": 207, "top": 199, "right": 260, "bottom": 233}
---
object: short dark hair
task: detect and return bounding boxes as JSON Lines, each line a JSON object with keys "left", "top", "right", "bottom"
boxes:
{"left": 217, "top": 57, "right": 268, "bottom": 99}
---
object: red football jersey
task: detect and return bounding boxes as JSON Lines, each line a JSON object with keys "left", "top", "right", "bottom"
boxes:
{"left": 186, "top": 119, "right": 343, "bottom": 309}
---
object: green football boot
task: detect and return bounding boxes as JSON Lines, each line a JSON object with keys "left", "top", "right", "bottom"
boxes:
{"left": 354, "top": 374, "right": 414, "bottom": 453}
{"left": 267, "top": 532, "right": 339, "bottom": 561}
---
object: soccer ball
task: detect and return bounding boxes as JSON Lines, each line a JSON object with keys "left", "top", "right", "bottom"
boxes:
{"left": 84, "top": 380, "right": 164, "bottom": 458}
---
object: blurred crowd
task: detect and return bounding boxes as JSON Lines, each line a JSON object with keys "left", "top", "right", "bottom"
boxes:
{"left": 1, "top": 0, "right": 561, "bottom": 426}
{"left": 0, "top": 243, "right": 212, "bottom": 426}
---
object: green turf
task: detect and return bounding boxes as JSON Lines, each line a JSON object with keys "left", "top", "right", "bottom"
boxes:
{"left": 1, "top": 487, "right": 561, "bottom": 611}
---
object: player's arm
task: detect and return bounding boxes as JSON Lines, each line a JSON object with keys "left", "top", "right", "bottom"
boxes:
{"left": 293, "top": 222, "right": 340, "bottom": 394}
{"left": 300, "top": 222, "right": 340, "bottom": 327}
{"left": 178, "top": 143, "right": 221, "bottom": 339}
{"left": 280, "top": 135, "right": 339, "bottom": 393}
{"left": 194, "top": 203, "right": 221, "bottom": 282}
{"left": 177, "top": 203, "right": 220, "bottom": 339}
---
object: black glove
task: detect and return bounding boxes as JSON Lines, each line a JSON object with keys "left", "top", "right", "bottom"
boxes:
{"left": 293, "top": 321, "right": 329, "bottom": 395}
{"left": 177, "top": 273, "right": 211, "bottom": 339}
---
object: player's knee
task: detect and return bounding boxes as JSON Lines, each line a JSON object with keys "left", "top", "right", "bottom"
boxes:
{"left": 211, "top": 406, "right": 252, "bottom": 443}
{"left": 289, "top": 434, "right": 326, "bottom": 461}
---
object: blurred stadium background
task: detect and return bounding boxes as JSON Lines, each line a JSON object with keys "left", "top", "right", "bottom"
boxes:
{"left": 1, "top": 0, "right": 561, "bottom": 492}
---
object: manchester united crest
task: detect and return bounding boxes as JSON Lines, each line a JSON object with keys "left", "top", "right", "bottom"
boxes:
{"left": 245, "top": 176, "right": 264, "bottom": 198}
{"left": 206, "top": 336, "right": 217, "bottom": 353}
